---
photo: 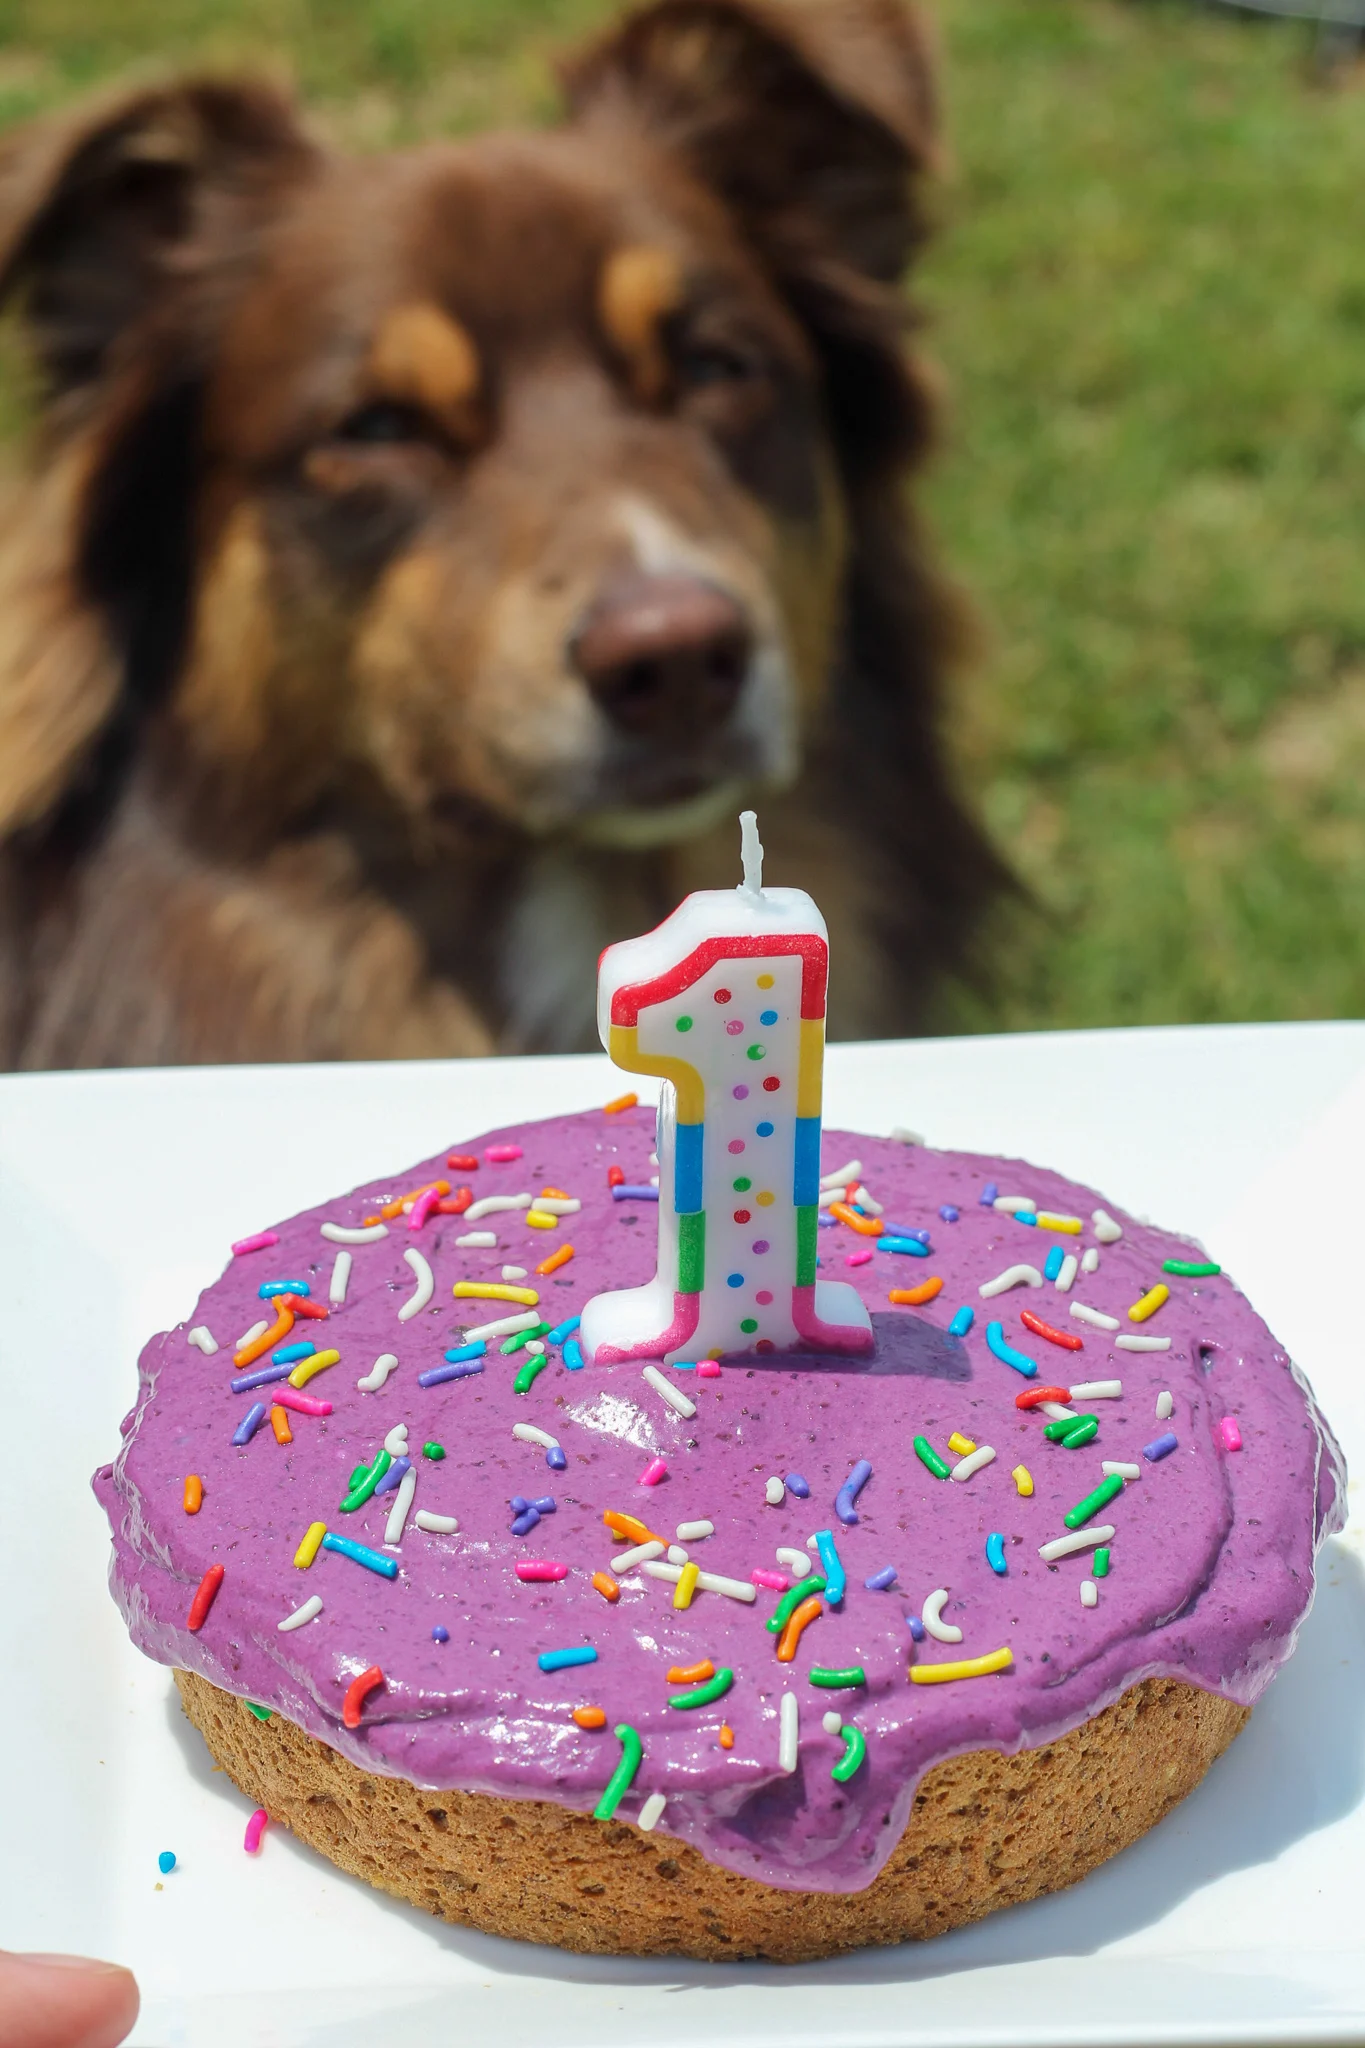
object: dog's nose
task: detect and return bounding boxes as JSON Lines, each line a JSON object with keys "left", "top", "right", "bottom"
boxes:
{"left": 572, "top": 573, "right": 751, "bottom": 737}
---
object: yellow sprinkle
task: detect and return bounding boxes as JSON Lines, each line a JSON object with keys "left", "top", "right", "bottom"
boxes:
{"left": 1128, "top": 1283, "right": 1170, "bottom": 1324}
{"left": 603, "top": 1092, "right": 639, "bottom": 1114}
{"left": 525, "top": 1211, "right": 557, "bottom": 1230}
{"left": 288, "top": 1348, "right": 339, "bottom": 1388}
{"left": 1036, "top": 1212, "right": 1082, "bottom": 1234}
{"left": 452, "top": 1281, "right": 539, "bottom": 1306}
{"left": 673, "top": 1561, "right": 701, "bottom": 1610}
{"left": 294, "top": 1521, "right": 327, "bottom": 1569}
{"left": 910, "top": 1647, "right": 1014, "bottom": 1685}
{"left": 1012, "top": 1464, "right": 1034, "bottom": 1497}
{"left": 947, "top": 1432, "right": 976, "bottom": 1457}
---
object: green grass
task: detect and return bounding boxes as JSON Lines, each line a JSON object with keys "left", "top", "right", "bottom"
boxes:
{"left": 1, "top": 0, "right": 1362, "bottom": 1029}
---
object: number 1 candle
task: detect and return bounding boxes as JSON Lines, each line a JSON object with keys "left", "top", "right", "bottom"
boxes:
{"left": 580, "top": 815, "right": 874, "bottom": 1366}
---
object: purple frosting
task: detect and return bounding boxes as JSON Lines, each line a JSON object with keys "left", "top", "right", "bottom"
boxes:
{"left": 93, "top": 1112, "right": 1344, "bottom": 1894}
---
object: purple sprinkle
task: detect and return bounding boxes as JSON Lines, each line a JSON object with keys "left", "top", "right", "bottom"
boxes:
{"left": 907, "top": 1615, "right": 926, "bottom": 1641}
{"left": 865, "top": 1565, "right": 898, "bottom": 1591}
{"left": 752, "top": 1239, "right": 770, "bottom": 1255}
{"left": 786, "top": 1473, "right": 810, "bottom": 1498}
{"left": 980, "top": 1182, "right": 999, "bottom": 1206}
{"left": 373, "top": 1456, "right": 411, "bottom": 1496}
{"left": 510, "top": 1496, "right": 530, "bottom": 1512}
{"left": 939, "top": 1205, "right": 960, "bottom": 1223}
{"left": 817, "top": 1213, "right": 838, "bottom": 1228}
{"left": 418, "top": 1359, "right": 485, "bottom": 1387}
{"left": 230, "top": 1361, "right": 293, "bottom": 1394}
{"left": 530, "top": 1496, "right": 557, "bottom": 1514}
{"left": 834, "top": 1458, "right": 873, "bottom": 1526}
{"left": 232, "top": 1402, "right": 268, "bottom": 1446}
{"left": 1143, "top": 1432, "right": 1179, "bottom": 1462}
{"left": 732, "top": 1084, "right": 750, "bottom": 1099}
{"left": 432, "top": 1626, "right": 449, "bottom": 1643}
{"left": 511, "top": 1507, "right": 542, "bottom": 1536}
{"left": 547, "top": 1446, "right": 567, "bottom": 1471}
{"left": 882, "top": 1223, "right": 930, "bottom": 1245}
{"left": 612, "top": 1185, "right": 660, "bottom": 1202}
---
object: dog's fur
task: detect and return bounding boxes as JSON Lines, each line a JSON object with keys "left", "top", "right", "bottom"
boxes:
{"left": 0, "top": 0, "right": 1008, "bottom": 1069}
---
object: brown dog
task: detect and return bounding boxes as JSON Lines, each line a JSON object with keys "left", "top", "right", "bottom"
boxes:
{"left": 0, "top": 0, "right": 1008, "bottom": 1069}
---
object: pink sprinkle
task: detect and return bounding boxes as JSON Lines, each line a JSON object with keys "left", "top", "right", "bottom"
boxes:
{"left": 408, "top": 1186, "right": 441, "bottom": 1231}
{"left": 845, "top": 1249, "right": 873, "bottom": 1267}
{"left": 231, "top": 1231, "right": 279, "bottom": 1257}
{"left": 697, "top": 1362, "right": 722, "bottom": 1378}
{"left": 270, "top": 1389, "right": 332, "bottom": 1416}
{"left": 515, "top": 1559, "right": 568, "bottom": 1581}
{"left": 243, "top": 1807, "right": 268, "bottom": 1854}
{"left": 639, "top": 1456, "right": 668, "bottom": 1486}
{"left": 1220, "top": 1415, "right": 1242, "bottom": 1452}
{"left": 486, "top": 1144, "right": 523, "bottom": 1163}
{"left": 751, "top": 1568, "right": 790, "bottom": 1591}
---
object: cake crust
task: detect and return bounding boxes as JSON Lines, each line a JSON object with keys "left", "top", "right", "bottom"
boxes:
{"left": 177, "top": 1668, "right": 1247, "bottom": 1963}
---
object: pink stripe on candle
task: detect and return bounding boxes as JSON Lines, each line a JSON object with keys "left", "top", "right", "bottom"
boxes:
{"left": 790, "top": 1284, "right": 877, "bottom": 1354}
{"left": 590, "top": 1292, "right": 700, "bottom": 1366}
{"left": 231, "top": 1231, "right": 279, "bottom": 1256}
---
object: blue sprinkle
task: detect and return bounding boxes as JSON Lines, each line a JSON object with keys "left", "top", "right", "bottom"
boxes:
{"left": 373, "top": 1456, "right": 411, "bottom": 1496}
{"left": 321, "top": 1532, "right": 398, "bottom": 1578}
{"left": 1014, "top": 1210, "right": 1037, "bottom": 1227}
{"left": 157, "top": 1850, "right": 176, "bottom": 1875}
{"left": 879, "top": 1237, "right": 931, "bottom": 1257}
{"left": 443, "top": 1341, "right": 488, "bottom": 1364}
{"left": 756, "top": 1121, "right": 774, "bottom": 1137}
{"left": 986, "top": 1532, "right": 1008, "bottom": 1576}
{"left": 727, "top": 1273, "right": 744, "bottom": 1288}
{"left": 272, "top": 1340, "right": 315, "bottom": 1365}
{"left": 814, "top": 1529, "right": 846, "bottom": 1605}
{"left": 948, "top": 1305, "right": 975, "bottom": 1338}
{"left": 1143, "top": 1432, "right": 1179, "bottom": 1462}
{"left": 562, "top": 1338, "right": 585, "bottom": 1371}
{"left": 545, "top": 1315, "right": 581, "bottom": 1345}
{"left": 258, "top": 1280, "right": 309, "bottom": 1300}
{"left": 537, "top": 1644, "right": 598, "bottom": 1673}
{"left": 907, "top": 1615, "right": 926, "bottom": 1642}
{"left": 612, "top": 1185, "right": 659, "bottom": 1201}
{"left": 1044, "top": 1245, "right": 1065, "bottom": 1282}
{"left": 530, "top": 1496, "right": 557, "bottom": 1514}
{"left": 980, "top": 1182, "right": 999, "bottom": 1206}
{"left": 511, "top": 1496, "right": 530, "bottom": 1512}
{"left": 418, "top": 1359, "right": 484, "bottom": 1387}
{"left": 865, "top": 1565, "right": 898, "bottom": 1591}
{"left": 939, "top": 1205, "right": 960, "bottom": 1223}
{"left": 232, "top": 1402, "right": 268, "bottom": 1445}
{"left": 786, "top": 1473, "right": 810, "bottom": 1498}
{"left": 231, "top": 1361, "right": 293, "bottom": 1394}
{"left": 986, "top": 1320, "right": 1039, "bottom": 1378}
{"left": 759, "top": 1009, "right": 778, "bottom": 1025}
{"left": 432, "top": 1625, "right": 449, "bottom": 1643}
{"left": 547, "top": 1446, "right": 567, "bottom": 1471}
{"left": 834, "top": 1458, "right": 873, "bottom": 1526}
{"left": 511, "top": 1508, "right": 542, "bottom": 1536}
{"left": 672, "top": 1360, "right": 697, "bottom": 1370}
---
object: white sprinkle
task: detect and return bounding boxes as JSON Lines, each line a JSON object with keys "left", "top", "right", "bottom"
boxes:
{"left": 384, "top": 1466, "right": 417, "bottom": 1546}
{"left": 530, "top": 1197, "right": 580, "bottom": 1216}
{"left": 950, "top": 1446, "right": 997, "bottom": 1483}
{"left": 1102, "top": 1461, "right": 1141, "bottom": 1481}
{"left": 819, "top": 1159, "right": 863, "bottom": 1190}
{"left": 667, "top": 1544, "right": 690, "bottom": 1565}
{"left": 523, "top": 1340, "right": 546, "bottom": 1356}
{"left": 329, "top": 1251, "right": 352, "bottom": 1305}
{"left": 821, "top": 1709, "right": 843, "bottom": 1735}
{"left": 1156, "top": 1390, "right": 1174, "bottom": 1421}
{"left": 357, "top": 1352, "right": 398, "bottom": 1393}
{"left": 320, "top": 1221, "right": 388, "bottom": 1244}
{"left": 1092, "top": 1209, "right": 1123, "bottom": 1244}
{"left": 779, "top": 1691, "right": 799, "bottom": 1773}
{"left": 1080, "top": 1579, "right": 1099, "bottom": 1607}
{"left": 398, "top": 1247, "right": 433, "bottom": 1322}
{"left": 643, "top": 1364, "right": 696, "bottom": 1418}
{"left": 277, "top": 1594, "right": 323, "bottom": 1632}
{"left": 1054, "top": 1254, "right": 1078, "bottom": 1294}
{"left": 641, "top": 1561, "right": 756, "bottom": 1602}
{"left": 1039, "top": 1524, "right": 1116, "bottom": 1562}
{"left": 1040, "top": 1402, "right": 1077, "bottom": 1421}
{"left": 637, "top": 1791, "right": 667, "bottom": 1833}
{"left": 993, "top": 1195, "right": 1037, "bottom": 1214}
{"left": 776, "top": 1546, "right": 812, "bottom": 1578}
{"left": 1068, "top": 1379, "right": 1123, "bottom": 1399}
{"left": 383, "top": 1423, "right": 409, "bottom": 1457}
{"left": 613, "top": 1540, "right": 666, "bottom": 1575}
{"left": 806, "top": 1534, "right": 821, "bottom": 1551}
{"left": 464, "top": 1193, "right": 531, "bottom": 1223}
{"left": 980, "top": 1264, "right": 1043, "bottom": 1298}
{"left": 414, "top": 1510, "right": 458, "bottom": 1535}
{"left": 888, "top": 1127, "right": 924, "bottom": 1145}
{"left": 237, "top": 1318, "right": 269, "bottom": 1349}
{"left": 1116, "top": 1334, "right": 1171, "bottom": 1352}
{"left": 187, "top": 1326, "right": 219, "bottom": 1355}
{"left": 1070, "top": 1302, "right": 1119, "bottom": 1330}
{"left": 676, "top": 1520, "right": 714, "bottom": 1542}
{"left": 849, "top": 1184, "right": 884, "bottom": 1216}
{"left": 648, "top": 1177, "right": 659, "bottom": 1188}
{"left": 765, "top": 1476, "right": 786, "bottom": 1506}
{"left": 513, "top": 1422, "right": 560, "bottom": 1452}
{"left": 501, "top": 1265, "right": 528, "bottom": 1282}
{"left": 922, "top": 1588, "right": 963, "bottom": 1644}
{"left": 455, "top": 1231, "right": 497, "bottom": 1249}
{"left": 1081, "top": 1247, "right": 1100, "bottom": 1274}
{"left": 465, "top": 1308, "right": 540, "bottom": 1342}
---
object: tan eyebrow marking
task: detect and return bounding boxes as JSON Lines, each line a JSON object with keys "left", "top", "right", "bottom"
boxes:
{"left": 365, "top": 303, "right": 481, "bottom": 434}
{"left": 598, "top": 245, "right": 683, "bottom": 401}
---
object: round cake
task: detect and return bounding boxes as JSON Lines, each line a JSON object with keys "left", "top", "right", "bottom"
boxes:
{"left": 93, "top": 1107, "right": 1344, "bottom": 1961}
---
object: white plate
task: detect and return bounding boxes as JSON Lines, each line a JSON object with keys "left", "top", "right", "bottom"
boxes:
{"left": 3, "top": 1022, "right": 1363, "bottom": 2047}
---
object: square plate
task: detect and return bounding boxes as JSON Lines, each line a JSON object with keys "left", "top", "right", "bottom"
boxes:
{"left": 4, "top": 1023, "right": 1363, "bottom": 2047}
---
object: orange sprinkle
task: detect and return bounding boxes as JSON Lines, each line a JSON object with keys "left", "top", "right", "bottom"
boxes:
{"left": 604, "top": 1092, "right": 639, "bottom": 1114}
{"left": 889, "top": 1277, "right": 944, "bottom": 1307}
{"left": 234, "top": 1304, "right": 294, "bottom": 1368}
{"left": 364, "top": 1178, "right": 449, "bottom": 1224}
{"left": 603, "top": 1509, "right": 664, "bottom": 1546}
{"left": 183, "top": 1474, "right": 203, "bottom": 1514}
{"left": 719, "top": 1724, "right": 735, "bottom": 1749}
{"left": 829, "top": 1201, "right": 883, "bottom": 1238}
{"left": 270, "top": 1404, "right": 293, "bottom": 1444}
{"left": 573, "top": 1705, "right": 607, "bottom": 1728}
{"left": 776, "top": 1593, "right": 824, "bottom": 1663}
{"left": 540, "top": 1187, "right": 571, "bottom": 1200}
{"left": 536, "top": 1242, "right": 575, "bottom": 1277}
{"left": 591, "top": 1571, "right": 620, "bottom": 1603}
{"left": 667, "top": 1660, "right": 715, "bottom": 1684}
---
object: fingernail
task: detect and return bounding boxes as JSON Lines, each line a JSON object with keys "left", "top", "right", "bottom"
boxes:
{"left": 16, "top": 1952, "right": 129, "bottom": 1973}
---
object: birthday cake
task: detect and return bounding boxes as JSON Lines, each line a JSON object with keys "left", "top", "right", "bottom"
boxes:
{"left": 93, "top": 836, "right": 1343, "bottom": 1960}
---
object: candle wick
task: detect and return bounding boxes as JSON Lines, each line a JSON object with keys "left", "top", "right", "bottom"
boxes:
{"left": 738, "top": 809, "right": 765, "bottom": 899}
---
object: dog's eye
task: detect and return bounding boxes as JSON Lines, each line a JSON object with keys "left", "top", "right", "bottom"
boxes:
{"left": 675, "top": 342, "right": 761, "bottom": 390}
{"left": 334, "top": 401, "right": 427, "bottom": 444}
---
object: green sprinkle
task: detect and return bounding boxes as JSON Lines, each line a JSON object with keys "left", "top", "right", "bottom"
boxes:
{"left": 347, "top": 1464, "right": 369, "bottom": 1488}
{"left": 1061, "top": 1416, "right": 1099, "bottom": 1448}
{"left": 668, "top": 1668, "right": 734, "bottom": 1710}
{"left": 832, "top": 1725, "right": 866, "bottom": 1782}
{"left": 675, "top": 1016, "right": 693, "bottom": 1033}
{"left": 1044, "top": 1412, "right": 1096, "bottom": 1441}
{"left": 246, "top": 1702, "right": 272, "bottom": 1721}
{"left": 593, "top": 1722, "right": 643, "bottom": 1820}
{"left": 733, "top": 1176, "right": 751, "bottom": 1191}
{"left": 513, "top": 1354, "right": 549, "bottom": 1394}
{"left": 746, "top": 1043, "right": 766, "bottom": 1061}
{"left": 501, "top": 1321, "right": 551, "bottom": 1354}
{"left": 1093, "top": 1547, "right": 1111, "bottom": 1578}
{"left": 1163, "top": 1259, "right": 1220, "bottom": 1278}
{"left": 1063, "top": 1471, "right": 1125, "bottom": 1531}
{"left": 740, "top": 1317, "right": 758, "bottom": 1334}
{"left": 340, "top": 1448, "right": 392, "bottom": 1513}
{"left": 913, "top": 1435, "right": 951, "bottom": 1480}
{"left": 809, "top": 1666, "right": 867, "bottom": 1689}
{"left": 423, "top": 1441, "right": 445, "bottom": 1461}
{"left": 767, "top": 1575, "right": 827, "bottom": 1634}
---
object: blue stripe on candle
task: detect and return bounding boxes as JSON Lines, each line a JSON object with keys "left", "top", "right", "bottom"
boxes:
{"left": 674, "top": 1121, "right": 704, "bottom": 1213}
{"left": 793, "top": 1117, "right": 821, "bottom": 1205}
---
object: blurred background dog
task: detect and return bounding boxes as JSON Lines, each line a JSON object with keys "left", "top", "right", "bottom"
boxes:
{"left": 0, "top": 0, "right": 1010, "bottom": 1069}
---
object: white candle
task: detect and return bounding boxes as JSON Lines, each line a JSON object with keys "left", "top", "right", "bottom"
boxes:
{"left": 580, "top": 815, "right": 873, "bottom": 1366}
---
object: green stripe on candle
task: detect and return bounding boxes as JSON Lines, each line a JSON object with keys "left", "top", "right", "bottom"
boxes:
{"left": 796, "top": 1205, "right": 818, "bottom": 1287}
{"left": 678, "top": 1210, "right": 706, "bottom": 1294}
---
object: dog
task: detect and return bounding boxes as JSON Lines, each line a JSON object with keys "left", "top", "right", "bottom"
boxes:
{"left": 0, "top": 0, "right": 1009, "bottom": 1069}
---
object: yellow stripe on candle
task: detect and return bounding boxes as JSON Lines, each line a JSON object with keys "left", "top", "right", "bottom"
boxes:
{"left": 797, "top": 1017, "right": 824, "bottom": 1119}
{"left": 608, "top": 1023, "right": 705, "bottom": 1122}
